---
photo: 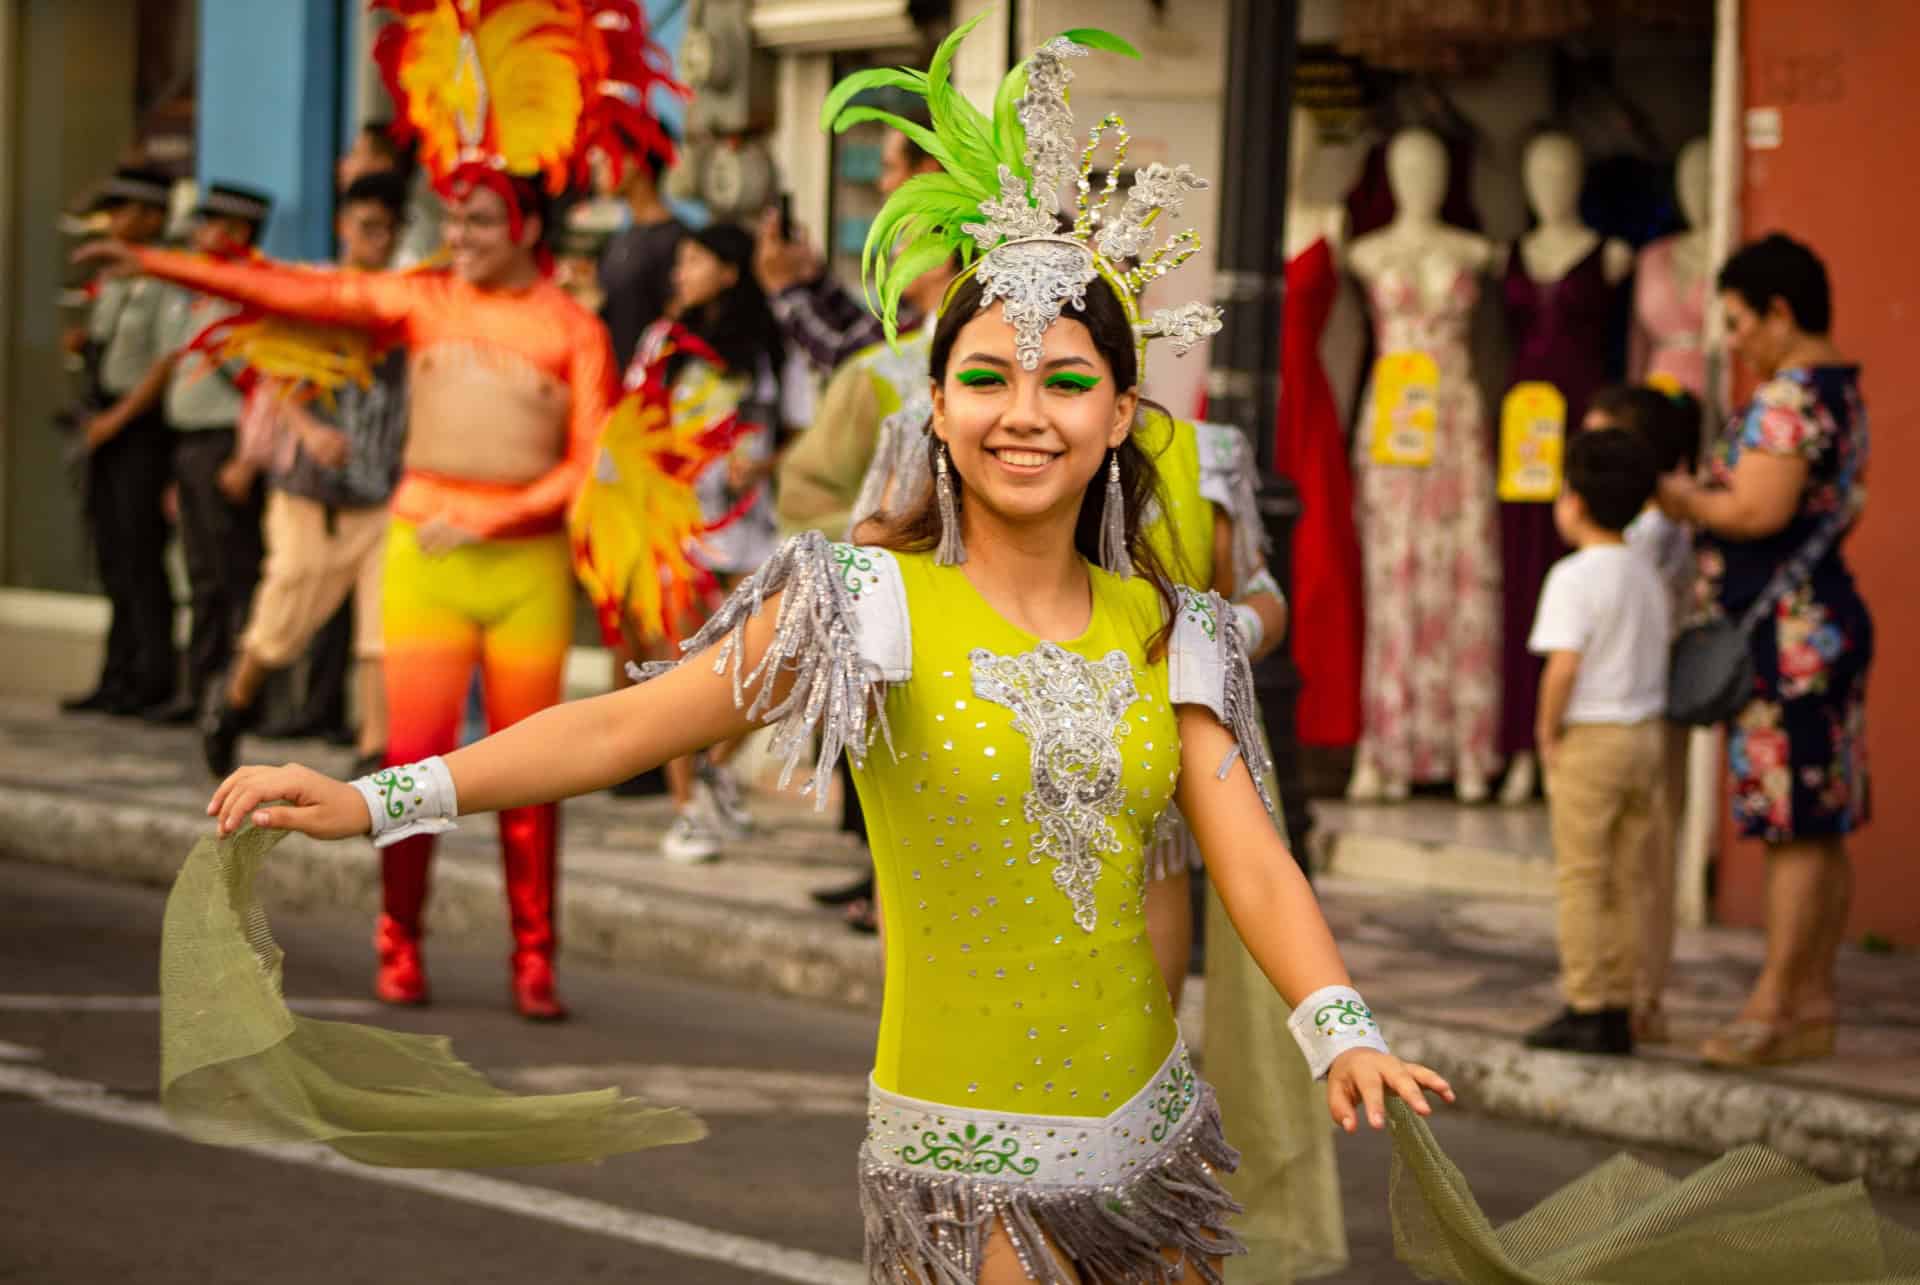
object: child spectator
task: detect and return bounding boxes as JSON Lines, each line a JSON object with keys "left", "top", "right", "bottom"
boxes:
{"left": 1585, "top": 385, "right": 1703, "bottom": 1044}
{"left": 1524, "top": 427, "right": 1670, "bottom": 1055}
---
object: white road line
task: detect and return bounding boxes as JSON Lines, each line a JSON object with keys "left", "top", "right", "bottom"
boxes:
{"left": 0, "top": 994, "right": 381, "bottom": 1016}
{"left": 502, "top": 1064, "right": 867, "bottom": 1116}
{"left": 0, "top": 1061, "right": 864, "bottom": 1285}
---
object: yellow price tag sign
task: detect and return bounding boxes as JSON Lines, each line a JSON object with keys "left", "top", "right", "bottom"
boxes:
{"left": 1368, "top": 351, "right": 1440, "bottom": 467}
{"left": 1497, "top": 381, "right": 1567, "bottom": 502}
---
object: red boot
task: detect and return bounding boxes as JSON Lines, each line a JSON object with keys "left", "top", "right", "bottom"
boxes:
{"left": 502, "top": 802, "right": 567, "bottom": 1021}
{"left": 374, "top": 913, "right": 430, "bottom": 1005}
{"left": 510, "top": 950, "right": 568, "bottom": 1021}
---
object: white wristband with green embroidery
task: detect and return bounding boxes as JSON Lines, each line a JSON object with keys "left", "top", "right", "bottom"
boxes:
{"left": 1288, "top": 984, "right": 1390, "bottom": 1080}
{"left": 351, "top": 757, "right": 459, "bottom": 848}
{"left": 1231, "top": 602, "right": 1264, "bottom": 655}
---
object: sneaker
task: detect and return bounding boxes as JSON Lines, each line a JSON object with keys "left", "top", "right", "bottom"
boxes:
{"left": 1523, "top": 1007, "right": 1633, "bottom": 1056}
{"left": 700, "top": 763, "right": 755, "bottom": 838}
{"left": 661, "top": 810, "right": 722, "bottom": 864}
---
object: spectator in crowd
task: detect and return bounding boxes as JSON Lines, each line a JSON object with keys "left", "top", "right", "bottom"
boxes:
{"left": 597, "top": 129, "right": 684, "bottom": 373}
{"left": 1585, "top": 383, "right": 1702, "bottom": 1046}
{"left": 61, "top": 166, "right": 179, "bottom": 717}
{"left": 1525, "top": 427, "right": 1669, "bottom": 1056}
{"left": 574, "top": 222, "right": 783, "bottom": 864}
{"left": 102, "top": 184, "right": 275, "bottom": 725}
{"left": 336, "top": 119, "right": 443, "bottom": 271}
{"left": 1657, "top": 233, "right": 1871, "bottom": 1067}
{"left": 201, "top": 172, "right": 412, "bottom": 780}
{"left": 752, "top": 122, "right": 943, "bottom": 376}
{"left": 259, "top": 125, "right": 419, "bottom": 747}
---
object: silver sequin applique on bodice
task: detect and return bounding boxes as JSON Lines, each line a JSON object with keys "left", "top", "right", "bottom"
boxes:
{"left": 969, "top": 642, "right": 1140, "bottom": 932}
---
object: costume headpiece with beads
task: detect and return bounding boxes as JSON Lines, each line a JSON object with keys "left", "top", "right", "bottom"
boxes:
{"left": 823, "top": 14, "right": 1222, "bottom": 369}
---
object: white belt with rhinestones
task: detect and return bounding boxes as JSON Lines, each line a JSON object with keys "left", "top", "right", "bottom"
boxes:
{"left": 862, "top": 1040, "right": 1200, "bottom": 1188}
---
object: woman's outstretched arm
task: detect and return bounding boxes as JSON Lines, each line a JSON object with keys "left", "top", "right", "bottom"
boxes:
{"left": 210, "top": 601, "right": 784, "bottom": 837}
{"left": 1174, "top": 706, "right": 1454, "bottom": 1131}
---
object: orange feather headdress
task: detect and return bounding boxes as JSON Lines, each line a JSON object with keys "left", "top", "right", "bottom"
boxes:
{"left": 372, "top": 0, "right": 687, "bottom": 203}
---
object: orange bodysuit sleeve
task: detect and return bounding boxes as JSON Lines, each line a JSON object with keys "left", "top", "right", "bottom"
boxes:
{"left": 426, "top": 309, "right": 617, "bottom": 540}
{"left": 133, "top": 247, "right": 419, "bottom": 331}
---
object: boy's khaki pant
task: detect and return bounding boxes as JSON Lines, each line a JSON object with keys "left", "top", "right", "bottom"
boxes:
{"left": 1547, "top": 721, "right": 1665, "bottom": 1011}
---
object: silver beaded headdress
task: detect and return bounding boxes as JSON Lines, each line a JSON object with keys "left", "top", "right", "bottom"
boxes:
{"left": 822, "top": 16, "right": 1222, "bottom": 370}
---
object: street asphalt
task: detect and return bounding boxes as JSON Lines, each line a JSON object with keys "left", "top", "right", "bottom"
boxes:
{"left": 4, "top": 858, "right": 1916, "bottom": 1283}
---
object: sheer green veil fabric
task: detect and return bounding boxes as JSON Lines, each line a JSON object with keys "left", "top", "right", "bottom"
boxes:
{"left": 160, "top": 825, "right": 706, "bottom": 1167}
{"left": 1387, "top": 1100, "right": 1920, "bottom": 1284}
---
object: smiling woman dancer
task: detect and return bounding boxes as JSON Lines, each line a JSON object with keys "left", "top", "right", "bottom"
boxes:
{"left": 209, "top": 24, "right": 1449, "bottom": 1284}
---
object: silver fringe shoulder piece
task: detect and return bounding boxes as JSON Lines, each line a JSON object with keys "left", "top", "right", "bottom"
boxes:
{"left": 1193, "top": 420, "right": 1268, "bottom": 597}
{"left": 633, "top": 532, "right": 910, "bottom": 807}
{"left": 1166, "top": 586, "right": 1279, "bottom": 822}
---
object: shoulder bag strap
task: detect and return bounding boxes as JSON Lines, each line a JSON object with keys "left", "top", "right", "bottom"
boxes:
{"left": 1735, "top": 501, "right": 1856, "bottom": 636}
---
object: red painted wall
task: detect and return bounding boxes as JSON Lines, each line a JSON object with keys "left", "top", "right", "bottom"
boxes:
{"left": 1721, "top": 0, "right": 1920, "bottom": 943}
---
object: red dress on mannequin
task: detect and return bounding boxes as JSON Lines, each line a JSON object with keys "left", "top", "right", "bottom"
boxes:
{"left": 1274, "top": 238, "right": 1364, "bottom": 747}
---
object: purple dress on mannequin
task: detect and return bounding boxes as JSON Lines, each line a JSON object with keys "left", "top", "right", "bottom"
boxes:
{"left": 1499, "top": 242, "right": 1618, "bottom": 758}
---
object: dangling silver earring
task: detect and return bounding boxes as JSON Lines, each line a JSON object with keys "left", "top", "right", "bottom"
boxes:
{"left": 1099, "top": 449, "right": 1134, "bottom": 578}
{"left": 935, "top": 443, "right": 966, "bottom": 566}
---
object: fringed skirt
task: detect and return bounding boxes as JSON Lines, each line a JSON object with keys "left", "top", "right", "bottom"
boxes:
{"left": 859, "top": 1040, "right": 1243, "bottom": 1284}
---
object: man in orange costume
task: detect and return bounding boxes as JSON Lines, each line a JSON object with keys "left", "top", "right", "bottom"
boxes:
{"left": 84, "top": 0, "right": 683, "bottom": 1020}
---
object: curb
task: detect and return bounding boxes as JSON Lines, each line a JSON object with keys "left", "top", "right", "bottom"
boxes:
{"left": 0, "top": 785, "right": 883, "bottom": 1011}
{"left": 1380, "top": 1017, "right": 1920, "bottom": 1194}
{"left": 4, "top": 783, "right": 1914, "bottom": 1192}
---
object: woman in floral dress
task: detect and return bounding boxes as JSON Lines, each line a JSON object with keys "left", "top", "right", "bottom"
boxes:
{"left": 1658, "top": 234, "right": 1870, "bottom": 1069}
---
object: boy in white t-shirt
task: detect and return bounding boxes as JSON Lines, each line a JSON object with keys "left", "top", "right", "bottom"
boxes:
{"left": 1524, "top": 427, "right": 1670, "bottom": 1056}
{"left": 1586, "top": 384, "right": 1703, "bottom": 1045}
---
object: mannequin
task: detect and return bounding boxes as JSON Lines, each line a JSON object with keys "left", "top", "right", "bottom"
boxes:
{"left": 1275, "top": 106, "right": 1365, "bottom": 753}
{"left": 1630, "top": 137, "right": 1711, "bottom": 397}
{"left": 1497, "top": 132, "right": 1631, "bottom": 807}
{"left": 1285, "top": 106, "right": 1348, "bottom": 262}
{"left": 1508, "top": 133, "right": 1633, "bottom": 286}
{"left": 1347, "top": 129, "right": 1502, "bottom": 805}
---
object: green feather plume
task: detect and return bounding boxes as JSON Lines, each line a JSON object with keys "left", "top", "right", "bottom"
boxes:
{"left": 821, "top": 15, "right": 1139, "bottom": 346}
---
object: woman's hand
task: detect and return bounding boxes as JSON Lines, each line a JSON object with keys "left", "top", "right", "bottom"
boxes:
{"left": 1656, "top": 467, "right": 1699, "bottom": 521}
{"left": 209, "top": 764, "right": 372, "bottom": 839}
{"left": 73, "top": 239, "right": 141, "bottom": 278}
{"left": 1326, "top": 1048, "right": 1454, "bottom": 1133}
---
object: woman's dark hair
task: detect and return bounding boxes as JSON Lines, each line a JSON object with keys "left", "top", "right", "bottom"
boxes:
{"left": 867, "top": 271, "right": 1181, "bottom": 652}
{"left": 675, "top": 221, "right": 784, "bottom": 380}
{"left": 1563, "top": 427, "right": 1657, "bottom": 532}
{"left": 1587, "top": 383, "right": 1700, "bottom": 475}
{"left": 1718, "top": 232, "right": 1831, "bottom": 334}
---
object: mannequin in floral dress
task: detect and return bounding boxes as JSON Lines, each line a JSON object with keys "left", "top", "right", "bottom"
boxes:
{"left": 1346, "top": 128, "right": 1502, "bottom": 803}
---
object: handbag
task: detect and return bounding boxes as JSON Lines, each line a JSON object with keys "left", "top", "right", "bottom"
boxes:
{"left": 1666, "top": 504, "right": 1852, "bottom": 726}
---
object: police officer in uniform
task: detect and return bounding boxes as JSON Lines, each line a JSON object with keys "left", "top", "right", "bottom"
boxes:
{"left": 61, "top": 167, "right": 178, "bottom": 716}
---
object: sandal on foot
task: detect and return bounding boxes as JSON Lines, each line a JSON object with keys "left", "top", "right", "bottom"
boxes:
{"left": 1783, "top": 1018, "right": 1835, "bottom": 1061}
{"left": 1701, "top": 1019, "right": 1800, "bottom": 1067}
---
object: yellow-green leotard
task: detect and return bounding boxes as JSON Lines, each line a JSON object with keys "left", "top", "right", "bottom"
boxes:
{"left": 858, "top": 551, "right": 1183, "bottom": 1109}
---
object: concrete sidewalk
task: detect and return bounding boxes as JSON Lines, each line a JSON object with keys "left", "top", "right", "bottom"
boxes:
{"left": 3, "top": 698, "right": 1915, "bottom": 1191}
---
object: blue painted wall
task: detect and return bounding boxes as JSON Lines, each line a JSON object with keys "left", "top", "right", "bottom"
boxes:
{"left": 196, "top": 0, "right": 340, "bottom": 261}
